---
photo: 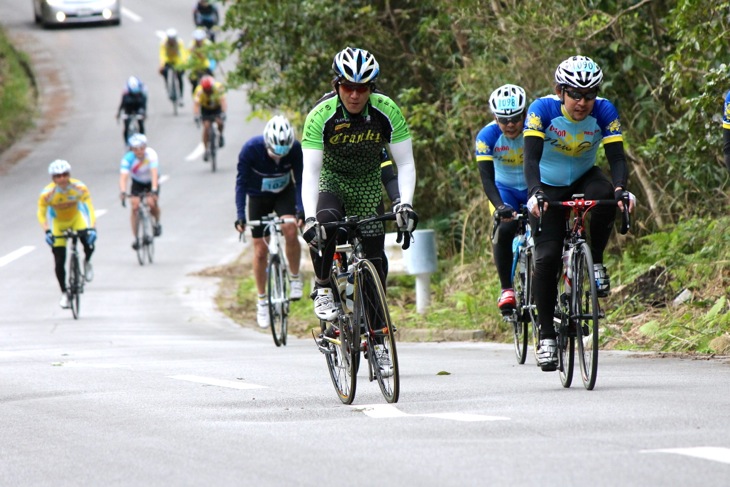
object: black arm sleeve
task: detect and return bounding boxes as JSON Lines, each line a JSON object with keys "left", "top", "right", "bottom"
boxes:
{"left": 381, "top": 158, "right": 400, "bottom": 205}
{"left": 604, "top": 141, "right": 628, "bottom": 189}
{"left": 723, "top": 128, "right": 730, "bottom": 173}
{"left": 523, "top": 135, "right": 544, "bottom": 196}
{"left": 477, "top": 161, "right": 503, "bottom": 207}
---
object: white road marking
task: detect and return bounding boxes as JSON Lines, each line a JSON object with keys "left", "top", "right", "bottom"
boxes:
{"left": 96, "top": 209, "right": 107, "bottom": 218}
{"left": 160, "top": 174, "right": 170, "bottom": 184}
{"left": 121, "top": 7, "right": 142, "bottom": 22}
{"left": 641, "top": 447, "right": 730, "bottom": 465}
{"left": 0, "top": 246, "right": 35, "bottom": 268}
{"left": 185, "top": 143, "right": 205, "bottom": 161}
{"left": 352, "top": 404, "right": 510, "bottom": 422}
{"left": 169, "top": 375, "right": 266, "bottom": 390}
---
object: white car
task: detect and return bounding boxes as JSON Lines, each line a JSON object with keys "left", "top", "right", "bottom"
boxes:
{"left": 33, "top": 0, "right": 121, "bottom": 27}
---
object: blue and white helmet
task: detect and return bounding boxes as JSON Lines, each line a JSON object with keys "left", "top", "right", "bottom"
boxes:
{"left": 554, "top": 55, "right": 603, "bottom": 89}
{"left": 127, "top": 76, "right": 142, "bottom": 94}
{"left": 48, "top": 159, "right": 71, "bottom": 175}
{"left": 263, "top": 115, "right": 295, "bottom": 157}
{"left": 489, "top": 84, "right": 526, "bottom": 117}
{"left": 332, "top": 47, "right": 380, "bottom": 84}
{"left": 128, "top": 133, "right": 147, "bottom": 148}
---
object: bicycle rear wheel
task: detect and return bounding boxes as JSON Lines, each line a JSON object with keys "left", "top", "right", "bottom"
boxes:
{"left": 357, "top": 260, "right": 399, "bottom": 403}
{"left": 267, "top": 256, "right": 288, "bottom": 347}
{"left": 323, "top": 314, "right": 358, "bottom": 404}
{"left": 68, "top": 253, "right": 81, "bottom": 319}
{"left": 512, "top": 248, "right": 529, "bottom": 364}
{"left": 574, "top": 242, "right": 600, "bottom": 390}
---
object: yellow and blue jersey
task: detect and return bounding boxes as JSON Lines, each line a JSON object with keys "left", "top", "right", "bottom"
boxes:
{"left": 475, "top": 122, "right": 526, "bottom": 191}
{"left": 37, "top": 178, "right": 96, "bottom": 228}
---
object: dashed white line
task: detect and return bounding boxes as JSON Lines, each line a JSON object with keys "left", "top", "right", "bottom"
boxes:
{"left": 0, "top": 246, "right": 35, "bottom": 268}
{"left": 121, "top": 7, "right": 142, "bottom": 22}
{"left": 169, "top": 374, "right": 266, "bottom": 390}
{"left": 352, "top": 404, "right": 510, "bottom": 422}
{"left": 185, "top": 143, "right": 205, "bottom": 161}
{"left": 641, "top": 447, "right": 730, "bottom": 465}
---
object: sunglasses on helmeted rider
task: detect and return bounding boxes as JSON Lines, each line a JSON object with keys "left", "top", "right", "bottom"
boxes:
{"left": 497, "top": 114, "right": 524, "bottom": 125}
{"left": 339, "top": 82, "right": 371, "bottom": 94}
{"left": 563, "top": 88, "right": 599, "bottom": 101}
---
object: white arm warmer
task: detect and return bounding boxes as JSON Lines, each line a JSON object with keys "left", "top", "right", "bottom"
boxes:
{"left": 389, "top": 138, "right": 416, "bottom": 205}
{"left": 301, "top": 148, "right": 323, "bottom": 219}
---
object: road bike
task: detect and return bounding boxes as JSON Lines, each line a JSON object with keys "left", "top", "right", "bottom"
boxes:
{"left": 121, "top": 112, "right": 144, "bottom": 144}
{"left": 246, "top": 213, "right": 297, "bottom": 347}
{"left": 537, "top": 194, "right": 630, "bottom": 390}
{"left": 54, "top": 229, "right": 83, "bottom": 319}
{"left": 500, "top": 206, "right": 536, "bottom": 365}
{"left": 201, "top": 114, "right": 219, "bottom": 172}
{"left": 123, "top": 192, "right": 156, "bottom": 265}
{"left": 313, "top": 212, "right": 401, "bottom": 404}
{"left": 163, "top": 64, "right": 183, "bottom": 116}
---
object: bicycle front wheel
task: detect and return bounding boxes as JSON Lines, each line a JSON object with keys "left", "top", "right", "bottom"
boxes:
{"left": 574, "top": 242, "right": 600, "bottom": 390}
{"left": 209, "top": 125, "right": 217, "bottom": 173}
{"left": 512, "top": 248, "right": 529, "bottom": 364}
{"left": 68, "top": 254, "right": 81, "bottom": 319}
{"left": 356, "top": 260, "right": 399, "bottom": 403}
{"left": 143, "top": 211, "right": 155, "bottom": 264}
{"left": 323, "top": 315, "right": 358, "bottom": 404}
{"left": 267, "top": 256, "right": 288, "bottom": 347}
{"left": 135, "top": 211, "right": 146, "bottom": 265}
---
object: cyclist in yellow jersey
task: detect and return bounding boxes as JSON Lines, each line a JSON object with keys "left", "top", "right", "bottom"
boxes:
{"left": 186, "top": 28, "right": 215, "bottom": 96}
{"left": 159, "top": 28, "right": 189, "bottom": 106}
{"left": 37, "top": 160, "right": 97, "bottom": 309}
{"left": 193, "top": 75, "right": 227, "bottom": 162}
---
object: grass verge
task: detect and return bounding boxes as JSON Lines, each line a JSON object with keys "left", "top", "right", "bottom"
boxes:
{"left": 0, "top": 26, "right": 36, "bottom": 154}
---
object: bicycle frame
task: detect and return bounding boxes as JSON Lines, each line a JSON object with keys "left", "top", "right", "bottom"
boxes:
{"left": 54, "top": 229, "right": 83, "bottom": 319}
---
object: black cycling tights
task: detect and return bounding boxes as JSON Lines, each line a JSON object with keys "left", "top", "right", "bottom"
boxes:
{"left": 310, "top": 193, "right": 386, "bottom": 290}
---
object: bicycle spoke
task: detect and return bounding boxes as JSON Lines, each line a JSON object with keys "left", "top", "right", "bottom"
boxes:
{"left": 575, "top": 243, "right": 600, "bottom": 390}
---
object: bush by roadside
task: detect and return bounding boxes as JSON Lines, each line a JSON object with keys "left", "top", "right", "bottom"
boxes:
{"left": 0, "top": 26, "right": 36, "bottom": 156}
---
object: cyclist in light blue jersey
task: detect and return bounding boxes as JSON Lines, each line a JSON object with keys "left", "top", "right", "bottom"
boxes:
{"left": 523, "top": 55, "right": 633, "bottom": 371}
{"left": 475, "top": 84, "right": 528, "bottom": 313}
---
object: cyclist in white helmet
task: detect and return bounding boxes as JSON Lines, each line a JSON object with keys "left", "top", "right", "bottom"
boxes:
{"left": 234, "top": 115, "right": 305, "bottom": 328}
{"left": 38, "top": 160, "right": 97, "bottom": 308}
{"left": 475, "top": 83, "right": 529, "bottom": 313}
{"left": 119, "top": 134, "right": 162, "bottom": 250}
{"left": 159, "top": 28, "right": 189, "bottom": 106}
{"left": 301, "top": 46, "right": 418, "bottom": 325}
{"left": 116, "top": 76, "right": 148, "bottom": 145}
{"left": 523, "top": 55, "right": 634, "bottom": 371}
{"left": 187, "top": 28, "right": 216, "bottom": 96}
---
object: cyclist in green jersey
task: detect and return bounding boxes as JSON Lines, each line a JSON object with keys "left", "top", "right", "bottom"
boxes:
{"left": 301, "top": 47, "right": 418, "bottom": 321}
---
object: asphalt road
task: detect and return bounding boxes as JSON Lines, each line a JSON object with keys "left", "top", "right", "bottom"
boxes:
{"left": 1, "top": 2, "right": 729, "bottom": 486}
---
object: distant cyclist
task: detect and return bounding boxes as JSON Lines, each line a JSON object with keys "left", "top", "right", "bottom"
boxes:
{"left": 38, "top": 160, "right": 97, "bottom": 308}
{"left": 187, "top": 28, "right": 215, "bottom": 96}
{"left": 523, "top": 55, "right": 633, "bottom": 371}
{"left": 159, "top": 28, "right": 189, "bottom": 106}
{"left": 116, "top": 76, "right": 148, "bottom": 145}
{"left": 301, "top": 46, "right": 418, "bottom": 322}
{"left": 119, "top": 134, "right": 162, "bottom": 250}
{"left": 475, "top": 84, "right": 529, "bottom": 314}
{"left": 722, "top": 88, "right": 730, "bottom": 172}
{"left": 192, "top": 0, "right": 219, "bottom": 42}
{"left": 235, "top": 115, "right": 304, "bottom": 328}
{"left": 193, "top": 74, "right": 227, "bottom": 162}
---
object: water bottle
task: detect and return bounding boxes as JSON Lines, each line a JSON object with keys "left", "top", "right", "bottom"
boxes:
{"left": 344, "top": 265, "right": 355, "bottom": 313}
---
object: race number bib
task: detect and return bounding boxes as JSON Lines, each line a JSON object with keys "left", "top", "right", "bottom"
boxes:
{"left": 260, "top": 173, "right": 290, "bottom": 193}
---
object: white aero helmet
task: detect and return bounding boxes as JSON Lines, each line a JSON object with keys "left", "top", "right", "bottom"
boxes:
{"left": 489, "top": 84, "right": 527, "bottom": 117}
{"left": 48, "top": 159, "right": 71, "bottom": 175}
{"left": 192, "top": 28, "right": 206, "bottom": 41}
{"left": 128, "top": 133, "right": 148, "bottom": 148}
{"left": 332, "top": 47, "right": 380, "bottom": 84}
{"left": 264, "top": 115, "right": 295, "bottom": 157}
{"left": 127, "top": 76, "right": 141, "bottom": 93}
{"left": 554, "top": 55, "right": 603, "bottom": 89}
{"left": 166, "top": 28, "right": 178, "bottom": 39}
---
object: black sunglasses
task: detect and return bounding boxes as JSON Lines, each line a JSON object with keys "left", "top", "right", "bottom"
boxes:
{"left": 497, "top": 114, "right": 524, "bottom": 125}
{"left": 564, "top": 88, "right": 599, "bottom": 101}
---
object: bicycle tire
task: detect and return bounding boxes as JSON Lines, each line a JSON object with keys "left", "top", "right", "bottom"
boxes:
{"left": 574, "top": 242, "right": 600, "bottom": 390}
{"left": 135, "top": 209, "right": 146, "bottom": 265}
{"left": 557, "top": 270, "right": 575, "bottom": 388}
{"left": 209, "top": 124, "right": 217, "bottom": 172}
{"left": 512, "top": 247, "right": 529, "bottom": 364}
{"left": 356, "top": 259, "right": 399, "bottom": 403}
{"left": 142, "top": 208, "right": 155, "bottom": 264}
{"left": 267, "top": 256, "right": 288, "bottom": 347}
{"left": 526, "top": 249, "right": 541, "bottom": 365}
{"left": 68, "top": 252, "right": 80, "bottom": 319}
{"left": 323, "top": 314, "right": 358, "bottom": 404}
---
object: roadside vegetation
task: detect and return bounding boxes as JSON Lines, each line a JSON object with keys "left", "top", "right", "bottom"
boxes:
{"left": 0, "top": 26, "right": 35, "bottom": 155}
{"left": 214, "top": 0, "right": 729, "bottom": 355}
